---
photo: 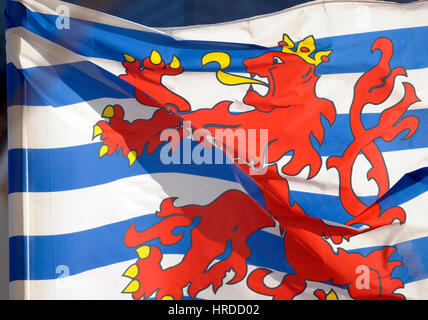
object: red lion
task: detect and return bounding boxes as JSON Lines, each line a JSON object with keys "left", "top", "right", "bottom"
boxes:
{"left": 93, "top": 34, "right": 419, "bottom": 300}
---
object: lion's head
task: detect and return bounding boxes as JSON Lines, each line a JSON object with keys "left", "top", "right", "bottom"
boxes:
{"left": 220, "top": 36, "right": 336, "bottom": 178}
{"left": 242, "top": 50, "right": 321, "bottom": 112}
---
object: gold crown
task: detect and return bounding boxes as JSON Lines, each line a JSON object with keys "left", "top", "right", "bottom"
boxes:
{"left": 279, "top": 34, "right": 332, "bottom": 66}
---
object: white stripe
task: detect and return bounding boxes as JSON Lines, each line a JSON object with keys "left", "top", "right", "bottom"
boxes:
{"left": 10, "top": 256, "right": 425, "bottom": 299}
{"left": 316, "top": 68, "right": 428, "bottom": 114}
{"left": 6, "top": 27, "right": 123, "bottom": 75}
{"left": 9, "top": 258, "right": 271, "bottom": 300}
{"left": 8, "top": 98, "right": 158, "bottom": 150}
{"left": 396, "top": 278, "right": 428, "bottom": 300}
{"left": 328, "top": 190, "right": 428, "bottom": 251}
{"left": 278, "top": 147, "right": 428, "bottom": 197}
{"left": 8, "top": 66, "right": 428, "bottom": 150}
{"left": 7, "top": 257, "right": 338, "bottom": 300}
{"left": 10, "top": 260, "right": 144, "bottom": 300}
{"left": 14, "top": 0, "right": 428, "bottom": 48}
{"left": 9, "top": 173, "right": 247, "bottom": 237}
{"left": 297, "top": 278, "right": 428, "bottom": 300}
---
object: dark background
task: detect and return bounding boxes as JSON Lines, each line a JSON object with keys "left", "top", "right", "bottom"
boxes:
{"left": 0, "top": 0, "right": 416, "bottom": 300}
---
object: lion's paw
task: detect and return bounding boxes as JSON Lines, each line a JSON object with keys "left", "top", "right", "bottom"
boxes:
{"left": 122, "top": 245, "right": 188, "bottom": 300}
{"left": 120, "top": 51, "right": 191, "bottom": 111}
{"left": 93, "top": 104, "right": 185, "bottom": 166}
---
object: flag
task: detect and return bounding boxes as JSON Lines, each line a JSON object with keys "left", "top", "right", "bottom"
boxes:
{"left": 6, "top": 0, "right": 428, "bottom": 300}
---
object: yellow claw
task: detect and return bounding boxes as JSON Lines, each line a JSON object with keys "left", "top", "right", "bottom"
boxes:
{"left": 122, "top": 280, "right": 140, "bottom": 293}
{"left": 102, "top": 105, "right": 114, "bottom": 118}
{"left": 99, "top": 145, "right": 108, "bottom": 158}
{"left": 127, "top": 150, "right": 137, "bottom": 167}
{"left": 93, "top": 125, "right": 102, "bottom": 139}
{"left": 150, "top": 49, "right": 162, "bottom": 65}
{"left": 123, "top": 54, "right": 135, "bottom": 63}
{"left": 326, "top": 289, "right": 338, "bottom": 300}
{"left": 161, "top": 295, "right": 174, "bottom": 300}
{"left": 136, "top": 245, "right": 150, "bottom": 259}
{"left": 123, "top": 264, "right": 139, "bottom": 279}
{"left": 170, "top": 55, "right": 180, "bottom": 69}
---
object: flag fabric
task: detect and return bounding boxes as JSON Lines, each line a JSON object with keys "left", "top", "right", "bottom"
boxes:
{"left": 6, "top": 0, "right": 428, "bottom": 300}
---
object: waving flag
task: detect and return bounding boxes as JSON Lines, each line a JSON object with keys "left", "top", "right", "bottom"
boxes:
{"left": 6, "top": 0, "right": 428, "bottom": 300}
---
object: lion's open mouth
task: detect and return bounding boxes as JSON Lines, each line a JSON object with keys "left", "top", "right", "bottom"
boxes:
{"left": 249, "top": 73, "right": 270, "bottom": 97}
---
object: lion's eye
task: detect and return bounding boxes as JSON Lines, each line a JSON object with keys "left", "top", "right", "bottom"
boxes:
{"left": 273, "top": 56, "right": 284, "bottom": 64}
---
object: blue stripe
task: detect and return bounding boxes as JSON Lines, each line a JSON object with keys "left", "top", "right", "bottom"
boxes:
{"left": 8, "top": 140, "right": 266, "bottom": 207}
{"left": 320, "top": 109, "right": 428, "bottom": 154}
{"left": 7, "top": 141, "right": 250, "bottom": 192}
{"left": 7, "top": 109, "right": 428, "bottom": 194}
{"left": 378, "top": 167, "right": 428, "bottom": 210}
{"left": 7, "top": 62, "right": 134, "bottom": 107}
{"left": 8, "top": 213, "right": 292, "bottom": 281}
{"left": 5, "top": 1, "right": 428, "bottom": 76}
{"left": 9, "top": 209, "right": 428, "bottom": 284}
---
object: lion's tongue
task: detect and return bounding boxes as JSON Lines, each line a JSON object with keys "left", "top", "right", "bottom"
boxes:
{"left": 202, "top": 52, "right": 266, "bottom": 86}
{"left": 216, "top": 70, "right": 266, "bottom": 86}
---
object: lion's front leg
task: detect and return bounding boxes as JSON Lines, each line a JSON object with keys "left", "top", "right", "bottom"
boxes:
{"left": 120, "top": 50, "right": 191, "bottom": 112}
{"left": 93, "top": 105, "right": 187, "bottom": 165}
